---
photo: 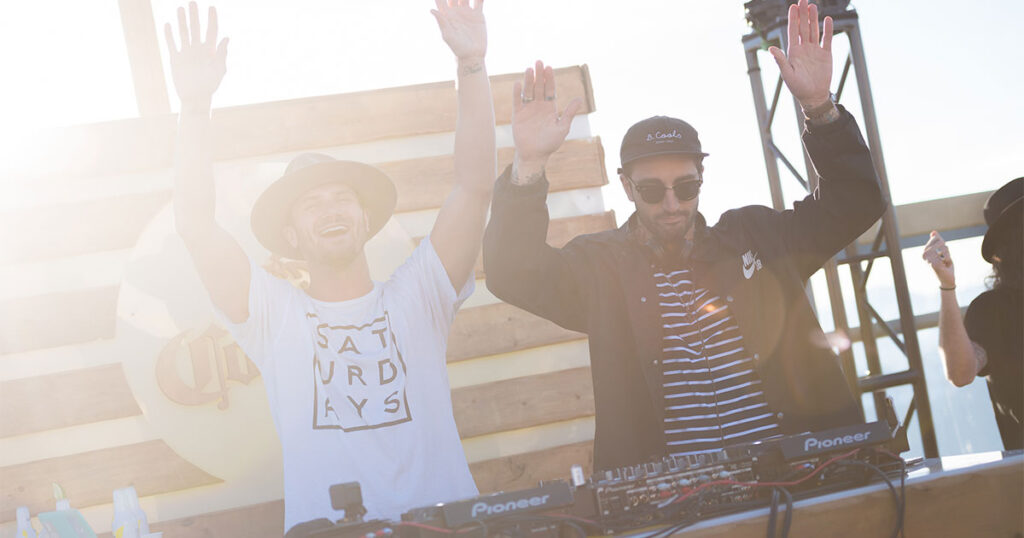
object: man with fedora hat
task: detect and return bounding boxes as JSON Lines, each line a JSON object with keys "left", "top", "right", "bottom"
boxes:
{"left": 484, "top": 0, "right": 886, "bottom": 470}
{"left": 165, "top": 0, "right": 495, "bottom": 530}
{"left": 924, "top": 177, "right": 1022, "bottom": 450}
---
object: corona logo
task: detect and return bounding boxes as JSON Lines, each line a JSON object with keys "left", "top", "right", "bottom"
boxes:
{"left": 156, "top": 325, "right": 261, "bottom": 410}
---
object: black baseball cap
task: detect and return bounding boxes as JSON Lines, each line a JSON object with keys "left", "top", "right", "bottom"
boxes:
{"left": 618, "top": 116, "right": 709, "bottom": 173}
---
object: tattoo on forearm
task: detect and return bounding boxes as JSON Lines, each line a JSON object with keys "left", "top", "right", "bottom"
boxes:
{"left": 511, "top": 166, "right": 544, "bottom": 186}
{"left": 807, "top": 104, "right": 841, "bottom": 126}
{"left": 458, "top": 61, "right": 484, "bottom": 77}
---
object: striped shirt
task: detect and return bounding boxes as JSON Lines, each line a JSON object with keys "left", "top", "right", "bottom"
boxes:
{"left": 656, "top": 267, "right": 781, "bottom": 456}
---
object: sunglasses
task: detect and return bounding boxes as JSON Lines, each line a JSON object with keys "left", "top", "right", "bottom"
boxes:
{"left": 625, "top": 176, "right": 703, "bottom": 204}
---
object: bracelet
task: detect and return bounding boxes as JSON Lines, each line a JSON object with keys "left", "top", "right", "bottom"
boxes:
{"left": 939, "top": 286, "right": 956, "bottom": 291}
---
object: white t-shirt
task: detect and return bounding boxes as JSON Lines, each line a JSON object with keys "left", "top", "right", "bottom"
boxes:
{"left": 219, "top": 238, "right": 478, "bottom": 532}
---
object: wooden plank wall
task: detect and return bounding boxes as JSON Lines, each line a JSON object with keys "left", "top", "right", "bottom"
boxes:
{"left": 0, "top": 65, "right": 609, "bottom": 536}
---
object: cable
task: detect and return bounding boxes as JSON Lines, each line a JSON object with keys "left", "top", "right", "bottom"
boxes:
{"left": 875, "top": 448, "right": 908, "bottom": 538}
{"left": 648, "top": 486, "right": 711, "bottom": 538}
{"left": 670, "top": 448, "right": 861, "bottom": 506}
{"left": 838, "top": 459, "right": 903, "bottom": 538}
{"left": 396, "top": 521, "right": 456, "bottom": 534}
{"left": 777, "top": 487, "right": 793, "bottom": 538}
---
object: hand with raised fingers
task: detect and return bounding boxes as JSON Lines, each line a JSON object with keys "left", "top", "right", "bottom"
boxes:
{"left": 431, "top": 0, "right": 486, "bottom": 62}
{"left": 512, "top": 61, "right": 583, "bottom": 176}
{"left": 164, "top": 2, "right": 229, "bottom": 113}
{"left": 923, "top": 231, "right": 956, "bottom": 289}
{"left": 768, "top": 0, "right": 833, "bottom": 110}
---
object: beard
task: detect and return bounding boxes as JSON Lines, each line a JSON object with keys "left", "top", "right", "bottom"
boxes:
{"left": 295, "top": 225, "right": 368, "bottom": 270}
{"left": 638, "top": 209, "right": 697, "bottom": 249}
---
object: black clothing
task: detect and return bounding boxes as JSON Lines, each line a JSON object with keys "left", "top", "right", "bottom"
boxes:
{"left": 483, "top": 107, "right": 885, "bottom": 470}
{"left": 964, "top": 287, "right": 1024, "bottom": 450}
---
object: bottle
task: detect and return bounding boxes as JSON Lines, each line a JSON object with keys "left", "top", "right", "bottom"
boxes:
{"left": 124, "top": 486, "right": 150, "bottom": 535}
{"left": 111, "top": 489, "right": 140, "bottom": 538}
{"left": 16, "top": 506, "right": 38, "bottom": 538}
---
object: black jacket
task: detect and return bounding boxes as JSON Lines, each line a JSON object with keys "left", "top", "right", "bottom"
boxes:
{"left": 483, "top": 108, "right": 886, "bottom": 471}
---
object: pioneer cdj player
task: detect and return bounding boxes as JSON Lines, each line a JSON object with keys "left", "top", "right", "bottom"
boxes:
{"left": 385, "top": 419, "right": 907, "bottom": 537}
{"left": 571, "top": 420, "right": 906, "bottom": 533}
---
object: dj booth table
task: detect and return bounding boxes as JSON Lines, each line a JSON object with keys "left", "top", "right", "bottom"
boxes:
{"left": 627, "top": 451, "right": 1023, "bottom": 537}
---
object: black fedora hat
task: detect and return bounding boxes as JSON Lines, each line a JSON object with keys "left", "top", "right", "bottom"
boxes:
{"left": 981, "top": 177, "right": 1022, "bottom": 263}
{"left": 250, "top": 153, "right": 397, "bottom": 260}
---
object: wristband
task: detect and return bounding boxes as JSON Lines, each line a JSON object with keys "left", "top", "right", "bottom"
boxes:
{"left": 939, "top": 286, "right": 956, "bottom": 291}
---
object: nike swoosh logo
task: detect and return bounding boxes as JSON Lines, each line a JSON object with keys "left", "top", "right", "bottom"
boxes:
{"left": 743, "top": 262, "right": 756, "bottom": 279}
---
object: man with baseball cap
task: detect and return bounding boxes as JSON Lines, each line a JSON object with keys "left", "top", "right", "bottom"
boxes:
{"left": 483, "top": 0, "right": 885, "bottom": 470}
{"left": 165, "top": 1, "right": 495, "bottom": 531}
{"left": 924, "top": 177, "right": 1022, "bottom": 450}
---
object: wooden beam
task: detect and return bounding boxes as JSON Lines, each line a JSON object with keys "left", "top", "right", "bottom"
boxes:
{"left": 0, "top": 364, "right": 141, "bottom": 438}
{"left": 118, "top": 0, "right": 171, "bottom": 116}
{"left": 0, "top": 280, "right": 585, "bottom": 359}
{"left": 415, "top": 210, "right": 616, "bottom": 280}
{"left": 0, "top": 287, "right": 119, "bottom": 355}
{"left": 0, "top": 191, "right": 172, "bottom": 265}
{"left": 0, "top": 440, "right": 221, "bottom": 523}
{"left": 470, "top": 441, "right": 593, "bottom": 494}
{"left": 387, "top": 137, "right": 607, "bottom": 213}
{"left": 12, "top": 66, "right": 594, "bottom": 182}
{"left": 134, "top": 500, "right": 284, "bottom": 538}
{"left": 895, "top": 191, "right": 989, "bottom": 237}
{"left": 452, "top": 367, "right": 594, "bottom": 439}
{"left": 448, "top": 302, "right": 587, "bottom": 363}
{"left": 1, "top": 139, "right": 604, "bottom": 265}
{"left": 0, "top": 210, "right": 607, "bottom": 354}
{"left": 855, "top": 191, "right": 991, "bottom": 246}
{"left": 2, "top": 346, "right": 591, "bottom": 449}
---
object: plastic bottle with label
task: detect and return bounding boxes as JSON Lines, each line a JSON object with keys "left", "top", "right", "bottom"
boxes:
{"left": 16, "top": 506, "right": 38, "bottom": 538}
{"left": 124, "top": 486, "right": 150, "bottom": 535}
{"left": 111, "top": 489, "right": 140, "bottom": 538}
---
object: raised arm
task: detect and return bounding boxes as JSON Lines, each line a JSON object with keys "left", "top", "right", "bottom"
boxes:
{"left": 508, "top": 61, "right": 583, "bottom": 186}
{"left": 768, "top": 0, "right": 838, "bottom": 125}
{"left": 763, "top": 0, "right": 884, "bottom": 277}
{"left": 923, "top": 231, "right": 987, "bottom": 386}
{"left": 165, "top": 2, "right": 251, "bottom": 323}
{"left": 482, "top": 61, "right": 587, "bottom": 331}
{"left": 428, "top": 0, "right": 497, "bottom": 290}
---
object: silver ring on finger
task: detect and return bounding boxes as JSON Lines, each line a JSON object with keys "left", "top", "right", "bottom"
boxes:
{"left": 521, "top": 94, "right": 534, "bottom": 103}
{"left": 544, "top": 95, "right": 556, "bottom": 101}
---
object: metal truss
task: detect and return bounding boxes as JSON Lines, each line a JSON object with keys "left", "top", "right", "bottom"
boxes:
{"left": 741, "top": 4, "right": 938, "bottom": 457}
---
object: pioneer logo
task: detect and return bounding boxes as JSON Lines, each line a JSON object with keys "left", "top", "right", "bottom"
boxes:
{"left": 804, "top": 431, "right": 871, "bottom": 452}
{"left": 470, "top": 495, "right": 551, "bottom": 518}
{"left": 442, "top": 481, "right": 572, "bottom": 527}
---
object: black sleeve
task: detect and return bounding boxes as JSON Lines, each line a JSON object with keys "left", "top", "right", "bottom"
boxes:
{"left": 774, "top": 106, "right": 887, "bottom": 279}
{"left": 964, "top": 292, "right": 999, "bottom": 377}
{"left": 482, "top": 165, "right": 590, "bottom": 332}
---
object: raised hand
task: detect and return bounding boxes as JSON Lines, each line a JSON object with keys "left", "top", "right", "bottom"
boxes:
{"left": 432, "top": 0, "right": 486, "bottom": 61}
{"left": 923, "top": 231, "right": 956, "bottom": 289}
{"left": 511, "top": 61, "right": 582, "bottom": 180}
{"left": 164, "top": 2, "right": 229, "bottom": 112}
{"left": 768, "top": 0, "right": 833, "bottom": 109}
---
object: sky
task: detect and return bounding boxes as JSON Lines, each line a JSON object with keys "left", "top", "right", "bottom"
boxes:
{"left": 0, "top": 0, "right": 1021, "bottom": 455}
{"left": 1, "top": 0, "right": 1021, "bottom": 215}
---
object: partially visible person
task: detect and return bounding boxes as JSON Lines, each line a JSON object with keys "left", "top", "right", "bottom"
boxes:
{"left": 924, "top": 177, "right": 1022, "bottom": 450}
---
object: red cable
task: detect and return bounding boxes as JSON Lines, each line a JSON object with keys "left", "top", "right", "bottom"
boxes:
{"left": 396, "top": 521, "right": 480, "bottom": 535}
{"left": 671, "top": 448, "right": 861, "bottom": 504}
